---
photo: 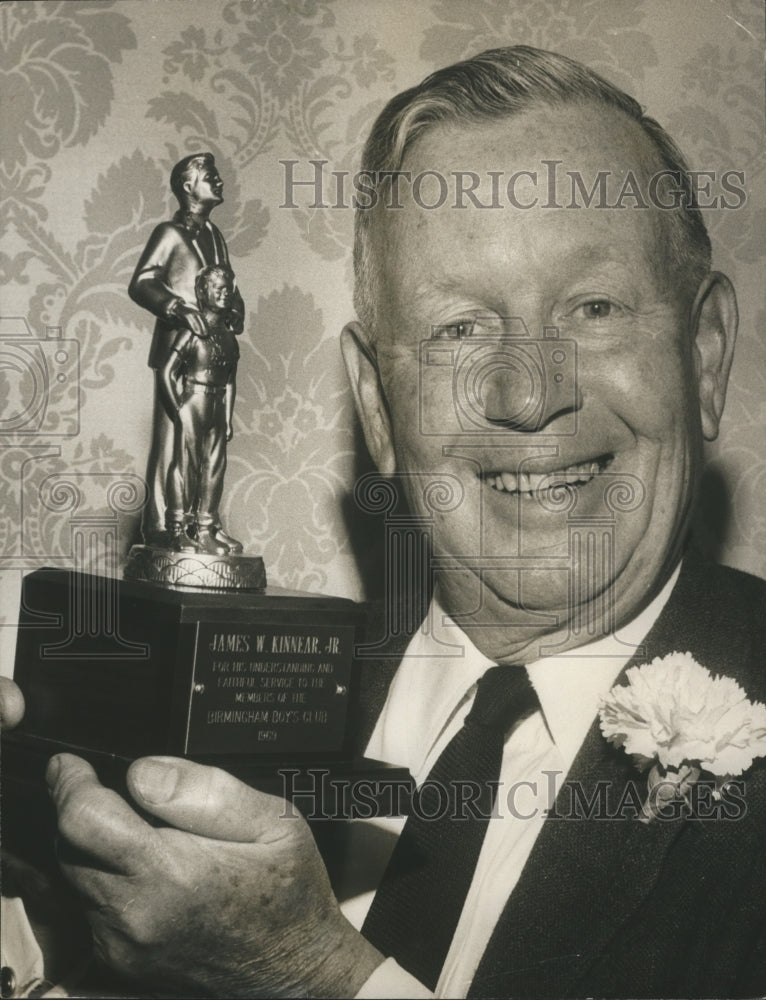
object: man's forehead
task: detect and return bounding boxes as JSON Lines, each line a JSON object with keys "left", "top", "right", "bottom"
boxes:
{"left": 369, "top": 103, "right": 674, "bottom": 295}
{"left": 401, "top": 103, "right": 660, "bottom": 193}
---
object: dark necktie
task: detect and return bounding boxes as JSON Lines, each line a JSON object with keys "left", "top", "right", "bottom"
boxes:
{"left": 362, "top": 664, "right": 539, "bottom": 990}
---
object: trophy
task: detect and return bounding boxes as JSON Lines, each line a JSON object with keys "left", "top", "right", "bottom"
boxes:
{"left": 9, "top": 154, "right": 407, "bottom": 816}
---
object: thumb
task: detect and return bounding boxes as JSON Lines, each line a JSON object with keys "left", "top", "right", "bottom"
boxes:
{"left": 126, "top": 757, "right": 293, "bottom": 842}
{"left": 0, "top": 676, "right": 25, "bottom": 729}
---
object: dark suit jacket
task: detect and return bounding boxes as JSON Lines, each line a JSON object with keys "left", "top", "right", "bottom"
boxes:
{"left": 352, "top": 555, "right": 766, "bottom": 998}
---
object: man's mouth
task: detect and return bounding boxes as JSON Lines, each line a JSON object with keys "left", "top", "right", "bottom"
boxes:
{"left": 483, "top": 454, "right": 613, "bottom": 499}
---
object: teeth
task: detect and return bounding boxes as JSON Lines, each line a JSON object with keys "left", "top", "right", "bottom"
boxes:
{"left": 487, "top": 459, "right": 607, "bottom": 496}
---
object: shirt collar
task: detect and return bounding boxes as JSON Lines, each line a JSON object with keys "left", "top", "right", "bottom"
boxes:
{"left": 367, "top": 610, "right": 494, "bottom": 775}
{"left": 367, "top": 564, "right": 681, "bottom": 775}
{"left": 526, "top": 563, "right": 681, "bottom": 768}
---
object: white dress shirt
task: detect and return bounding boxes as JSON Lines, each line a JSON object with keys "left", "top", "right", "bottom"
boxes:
{"left": 348, "top": 565, "right": 681, "bottom": 999}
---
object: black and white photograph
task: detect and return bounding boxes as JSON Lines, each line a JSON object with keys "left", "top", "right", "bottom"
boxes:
{"left": 1, "top": 1, "right": 765, "bottom": 997}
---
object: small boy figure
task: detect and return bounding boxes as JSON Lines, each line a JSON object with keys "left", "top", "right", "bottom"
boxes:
{"left": 160, "top": 264, "right": 242, "bottom": 554}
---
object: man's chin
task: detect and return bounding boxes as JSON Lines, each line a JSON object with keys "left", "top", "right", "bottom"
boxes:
{"left": 434, "top": 533, "right": 668, "bottom": 636}
{"left": 472, "top": 564, "right": 636, "bottom": 629}
{"left": 438, "top": 567, "right": 569, "bottom": 627}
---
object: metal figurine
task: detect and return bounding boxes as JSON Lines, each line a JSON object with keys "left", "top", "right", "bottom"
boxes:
{"left": 128, "top": 152, "right": 244, "bottom": 552}
{"left": 125, "top": 155, "right": 264, "bottom": 590}
{"left": 161, "top": 265, "right": 240, "bottom": 555}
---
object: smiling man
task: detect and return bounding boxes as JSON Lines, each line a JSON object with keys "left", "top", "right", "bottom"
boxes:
{"left": 336, "top": 47, "right": 764, "bottom": 997}
{"left": 343, "top": 96, "right": 723, "bottom": 663}
{"left": 7, "top": 45, "right": 766, "bottom": 1000}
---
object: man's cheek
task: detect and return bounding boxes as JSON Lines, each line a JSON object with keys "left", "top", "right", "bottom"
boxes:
{"left": 594, "top": 352, "right": 684, "bottom": 433}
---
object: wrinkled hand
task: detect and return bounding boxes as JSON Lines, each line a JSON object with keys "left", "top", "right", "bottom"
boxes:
{"left": 47, "top": 755, "right": 382, "bottom": 997}
{"left": 0, "top": 675, "right": 25, "bottom": 728}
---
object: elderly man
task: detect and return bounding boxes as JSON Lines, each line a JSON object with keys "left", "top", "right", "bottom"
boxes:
{"left": 4, "top": 45, "right": 766, "bottom": 998}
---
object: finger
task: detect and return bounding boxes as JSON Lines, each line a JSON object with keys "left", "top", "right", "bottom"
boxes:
{"left": 47, "top": 754, "right": 159, "bottom": 873}
{"left": 126, "top": 757, "right": 295, "bottom": 843}
{"left": 0, "top": 676, "right": 25, "bottom": 728}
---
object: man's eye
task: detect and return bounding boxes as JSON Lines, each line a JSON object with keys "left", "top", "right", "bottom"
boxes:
{"left": 432, "top": 320, "right": 476, "bottom": 339}
{"left": 579, "top": 300, "right": 613, "bottom": 320}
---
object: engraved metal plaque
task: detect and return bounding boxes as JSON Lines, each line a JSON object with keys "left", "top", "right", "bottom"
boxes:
{"left": 185, "top": 622, "right": 355, "bottom": 754}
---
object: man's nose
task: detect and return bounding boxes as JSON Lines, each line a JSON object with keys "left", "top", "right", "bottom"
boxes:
{"left": 476, "top": 345, "right": 581, "bottom": 432}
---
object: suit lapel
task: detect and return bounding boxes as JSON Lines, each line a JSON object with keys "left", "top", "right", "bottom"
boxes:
{"left": 469, "top": 555, "right": 732, "bottom": 998}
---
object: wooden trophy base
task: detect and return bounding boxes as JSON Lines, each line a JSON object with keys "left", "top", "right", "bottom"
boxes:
{"left": 7, "top": 568, "right": 411, "bottom": 826}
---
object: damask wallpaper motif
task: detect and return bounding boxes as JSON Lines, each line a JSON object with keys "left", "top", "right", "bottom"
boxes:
{"left": 1, "top": 0, "right": 764, "bottom": 669}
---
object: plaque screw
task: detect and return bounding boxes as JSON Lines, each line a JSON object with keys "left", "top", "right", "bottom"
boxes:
{"left": 194, "top": 683, "right": 206, "bottom": 694}
{"left": 336, "top": 684, "right": 347, "bottom": 696}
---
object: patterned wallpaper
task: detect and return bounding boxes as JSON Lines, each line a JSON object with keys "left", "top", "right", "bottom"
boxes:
{"left": 1, "top": 0, "right": 764, "bottom": 670}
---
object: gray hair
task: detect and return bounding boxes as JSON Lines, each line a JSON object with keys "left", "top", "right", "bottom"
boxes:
{"left": 353, "top": 46, "right": 712, "bottom": 334}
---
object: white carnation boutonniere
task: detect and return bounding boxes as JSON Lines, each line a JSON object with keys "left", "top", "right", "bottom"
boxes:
{"left": 599, "top": 652, "right": 766, "bottom": 823}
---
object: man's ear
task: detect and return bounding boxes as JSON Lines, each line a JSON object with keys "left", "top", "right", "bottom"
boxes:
{"left": 689, "top": 271, "right": 738, "bottom": 442}
{"left": 340, "top": 322, "right": 396, "bottom": 475}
